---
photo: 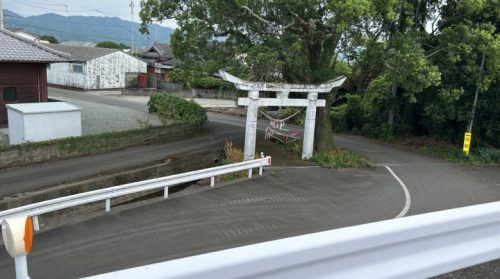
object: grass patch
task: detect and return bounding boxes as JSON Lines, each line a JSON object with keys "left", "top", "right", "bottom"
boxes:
{"left": 416, "top": 145, "right": 499, "bottom": 165}
{"left": 0, "top": 123, "right": 196, "bottom": 168}
{"left": 273, "top": 139, "right": 368, "bottom": 168}
{"left": 217, "top": 141, "right": 248, "bottom": 182}
{"left": 397, "top": 137, "right": 500, "bottom": 165}
{"left": 0, "top": 126, "right": 176, "bottom": 154}
{"left": 310, "top": 149, "right": 369, "bottom": 169}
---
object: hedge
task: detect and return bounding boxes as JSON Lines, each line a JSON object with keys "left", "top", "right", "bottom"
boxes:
{"left": 148, "top": 93, "right": 208, "bottom": 126}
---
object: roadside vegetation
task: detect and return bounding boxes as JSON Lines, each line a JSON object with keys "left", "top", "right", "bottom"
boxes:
{"left": 396, "top": 138, "right": 500, "bottom": 165}
{"left": 148, "top": 93, "right": 208, "bottom": 126}
{"left": 218, "top": 141, "right": 248, "bottom": 182}
{"left": 311, "top": 150, "right": 369, "bottom": 169}
{"left": 282, "top": 140, "right": 368, "bottom": 169}
{"left": 0, "top": 124, "right": 196, "bottom": 168}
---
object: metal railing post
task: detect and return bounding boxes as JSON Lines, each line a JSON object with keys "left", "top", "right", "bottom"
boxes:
{"left": 14, "top": 255, "right": 30, "bottom": 279}
{"left": 32, "top": 216, "right": 39, "bottom": 232}
{"left": 105, "top": 199, "right": 111, "bottom": 212}
{"left": 210, "top": 177, "right": 215, "bottom": 188}
{"left": 164, "top": 187, "right": 169, "bottom": 198}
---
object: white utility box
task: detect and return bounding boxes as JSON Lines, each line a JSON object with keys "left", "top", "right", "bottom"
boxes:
{"left": 6, "top": 102, "right": 82, "bottom": 145}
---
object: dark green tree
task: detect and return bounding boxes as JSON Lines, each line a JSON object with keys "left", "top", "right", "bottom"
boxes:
{"left": 423, "top": 0, "right": 500, "bottom": 146}
{"left": 38, "top": 35, "right": 59, "bottom": 44}
{"left": 96, "top": 41, "right": 123, "bottom": 49}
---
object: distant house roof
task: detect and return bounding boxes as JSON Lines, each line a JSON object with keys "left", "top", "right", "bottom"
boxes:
{"left": 43, "top": 44, "right": 120, "bottom": 62}
{"left": 140, "top": 42, "right": 174, "bottom": 60}
{"left": 139, "top": 42, "right": 176, "bottom": 68}
{"left": 0, "top": 28, "right": 70, "bottom": 63}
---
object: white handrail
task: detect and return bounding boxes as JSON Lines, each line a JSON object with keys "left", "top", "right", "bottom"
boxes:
{"left": 0, "top": 156, "right": 272, "bottom": 226}
{"left": 86, "top": 200, "right": 500, "bottom": 279}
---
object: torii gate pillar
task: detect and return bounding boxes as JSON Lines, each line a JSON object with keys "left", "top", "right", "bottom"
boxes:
{"left": 219, "top": 70, "right": 346, "bottom": 161}
{"left": 302, "top": 92, "right": 318, "bottom": 159}
{"left": 244, "top": 90, "right": 259, "bottom": 160}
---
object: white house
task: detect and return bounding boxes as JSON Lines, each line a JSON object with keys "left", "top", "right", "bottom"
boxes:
{"left": 7, "top": 28, "right": 50, "bottom": 44}
{"left": 45, "top": 45, "right": 146, "bottom": 90}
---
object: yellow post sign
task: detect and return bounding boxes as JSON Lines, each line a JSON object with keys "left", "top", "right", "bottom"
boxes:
{"left": 463, "top": 132, "right": 472, "bottom": 155}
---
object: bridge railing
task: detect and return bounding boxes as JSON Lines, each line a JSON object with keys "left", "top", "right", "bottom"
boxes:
{"left": 0, "top": 156, "right": 272, "bottom": 230}
{"left": 86, "top": 200, "right": 500, "bottom": 279}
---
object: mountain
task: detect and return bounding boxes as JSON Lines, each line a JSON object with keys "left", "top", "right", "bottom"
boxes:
{"left": 2, "top": 9, "right": 173, "bottom": 49}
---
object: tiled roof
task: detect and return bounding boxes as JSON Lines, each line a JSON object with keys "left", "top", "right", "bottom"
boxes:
{"left": 0, "top": 28, "right": 70, "bottom": 63}
{"left": 44, "top": 44, "right": 120, "bottom": 62}
{"left": 140, "top": 42, "right": 174, "bottom": 59}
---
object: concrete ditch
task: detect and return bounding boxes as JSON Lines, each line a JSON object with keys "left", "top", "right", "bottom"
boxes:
{"left": 0, "top": 148, "right": 224, "bottom": 228}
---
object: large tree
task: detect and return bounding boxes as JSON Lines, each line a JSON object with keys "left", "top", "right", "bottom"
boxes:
{"left": 139, "top": 0, "right": 379, "bottom": 152}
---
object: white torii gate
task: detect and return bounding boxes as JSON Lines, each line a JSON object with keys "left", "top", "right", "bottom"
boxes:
{"left": 219, "top": 70, "right": 346, "bottom": 160}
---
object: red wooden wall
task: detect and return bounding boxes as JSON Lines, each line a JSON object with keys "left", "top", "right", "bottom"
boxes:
{"left": 0, "top": 63, "right": 48, "bottom": 125}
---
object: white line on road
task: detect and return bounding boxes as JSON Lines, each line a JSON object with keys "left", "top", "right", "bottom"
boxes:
{"left": 210, "top": 119, "right": 247, "bottom": 128}
{"left": 385, "top": 166, "right": 411, "bottom": 218}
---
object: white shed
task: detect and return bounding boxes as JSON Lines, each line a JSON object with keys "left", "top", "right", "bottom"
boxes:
{"left": 6, "top": 102, "right": 82, "bottom": 145}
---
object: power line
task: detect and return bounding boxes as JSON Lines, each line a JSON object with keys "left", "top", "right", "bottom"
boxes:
{"left": 12, "top": 0, "right": 100, "bottom": 13}
{"left": 5, "top": 21, "right": 140, "bottom": 43}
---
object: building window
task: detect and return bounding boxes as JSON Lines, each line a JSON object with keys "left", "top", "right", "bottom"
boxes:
{"left": 3, "top": 87, "right": 17, "bottom": 102}
{"left": 72, "top": 64, "right": 84, "bottom": 73}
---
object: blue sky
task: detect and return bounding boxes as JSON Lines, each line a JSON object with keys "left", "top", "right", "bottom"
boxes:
{"left": 3, "top": 0, "right": 178, "bottom": 28}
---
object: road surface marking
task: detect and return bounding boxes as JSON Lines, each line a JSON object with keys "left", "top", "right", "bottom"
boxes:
{"left": 210, "top": 119, "right": 247, "bottom": 128}
{"left": 385, "top": 166, "right": 411, "bottom": 218}
{"left": 211, "top": 119, "right": 268, "bottom": 131}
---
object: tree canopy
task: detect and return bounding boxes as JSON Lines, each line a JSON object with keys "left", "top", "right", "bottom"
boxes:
{"left": 96, "top": 41, "right": 124, "bottom": 49}
{"left": 38, "top": 35, "right": 58, "bottom": 44}
{"left": 140, "top": 0, "right": 500, "bottom": 151}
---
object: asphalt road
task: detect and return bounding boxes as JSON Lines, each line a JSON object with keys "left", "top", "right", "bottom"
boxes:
{"left": 0, "top": 87, "right": 498, "bottom": 278}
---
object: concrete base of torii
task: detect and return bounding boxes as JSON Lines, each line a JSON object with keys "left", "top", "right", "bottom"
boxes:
{"left": 219, "top": 70, "right": 346, "bottom": 161}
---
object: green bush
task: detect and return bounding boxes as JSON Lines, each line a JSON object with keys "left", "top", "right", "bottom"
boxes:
{"left": 190, "top": 77, "right": 234, "bottom": 90}
{"left": 148, "top": 94, "right": 208, "bottom": 126}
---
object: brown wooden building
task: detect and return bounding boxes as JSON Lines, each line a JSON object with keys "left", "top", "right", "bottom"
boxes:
{"left": 0, "top": 28, "right": 69, "bottom": 125}
{"left": 138, "top": 42, "right": 176, "bottom": 81}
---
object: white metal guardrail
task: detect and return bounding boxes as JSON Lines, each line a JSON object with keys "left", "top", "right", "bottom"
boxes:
{"left": 87, "top": 200, "right": 500, "bottom": 279}
{"left": 0, "top": 156, "right": 272, "bottom": 230}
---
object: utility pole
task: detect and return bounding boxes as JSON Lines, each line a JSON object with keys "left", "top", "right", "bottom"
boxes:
{"left": 129, "top": 0, "right": 135, "bottom": 55}
{"left": 0, "top": 0, "right": 4, "bottom": 29}
{"left": 463, "top": 51, "right": 486, "bottom": 156}
{"left": 467, "top": 51, "right": 486, "bottom": 133}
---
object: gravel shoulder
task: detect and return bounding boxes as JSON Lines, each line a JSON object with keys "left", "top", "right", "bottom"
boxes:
{"left": 50, "top": 93, "right": 163, "bottom": 135}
